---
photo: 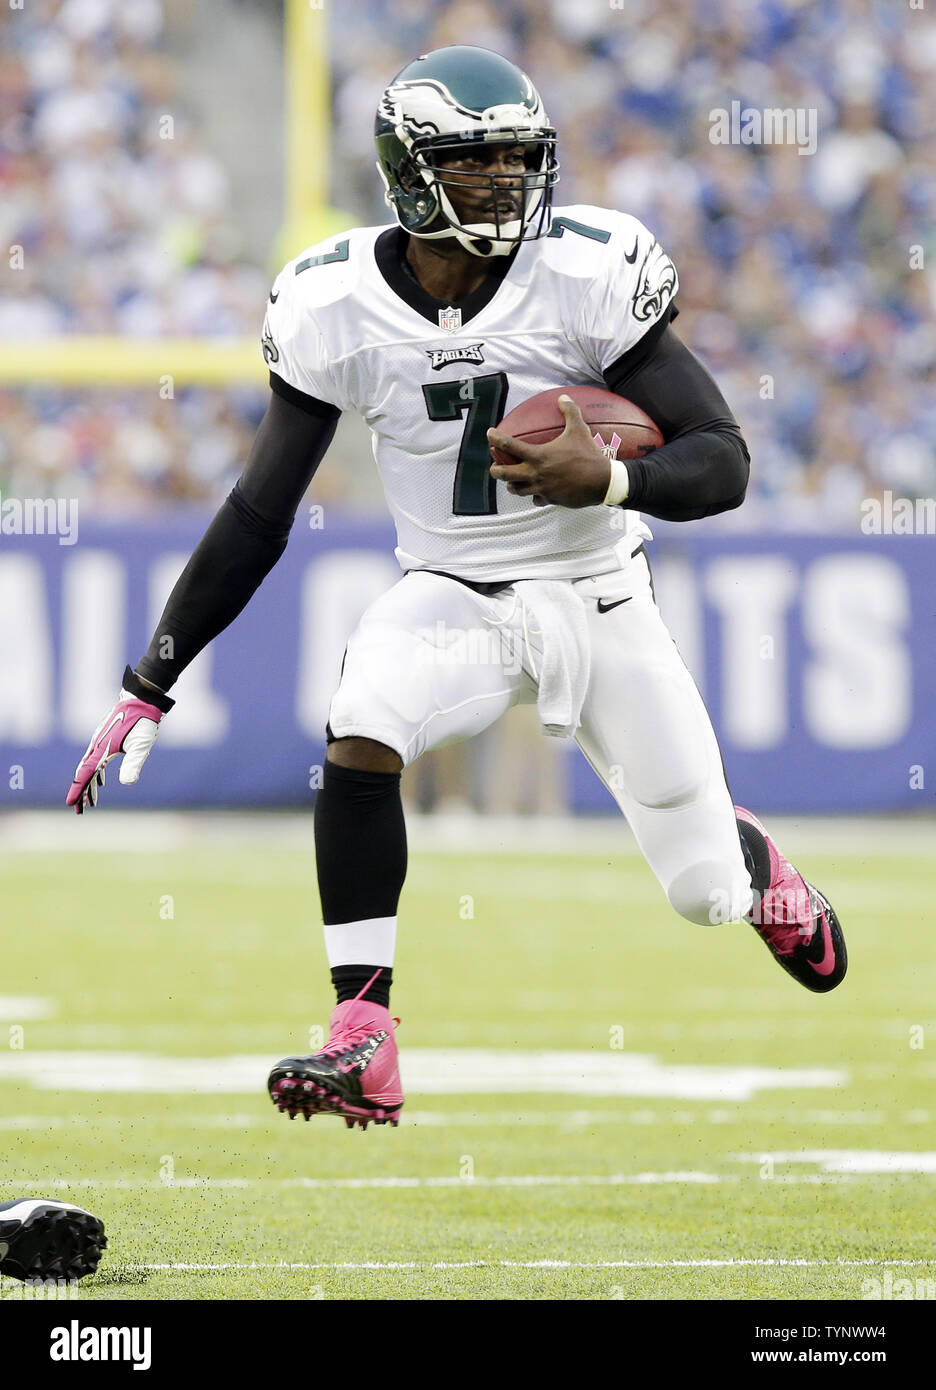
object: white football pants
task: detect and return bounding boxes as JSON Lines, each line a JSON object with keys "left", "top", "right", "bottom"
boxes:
{"left": 328, "top": 544, "right": 754, "bottom": 926}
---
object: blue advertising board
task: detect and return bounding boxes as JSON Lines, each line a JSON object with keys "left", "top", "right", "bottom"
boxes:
{"left": 0, "top": 511, "right": 932, "bottom": 812}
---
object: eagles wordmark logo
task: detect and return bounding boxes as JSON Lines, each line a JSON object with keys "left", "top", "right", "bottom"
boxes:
{"left": 425, "top": 343, "right": 486, "bottom": 371}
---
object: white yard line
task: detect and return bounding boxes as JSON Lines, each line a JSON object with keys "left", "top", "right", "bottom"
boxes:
{"left": 0, "top": 1107, "right": 903, "bottom": 1130}
{"left": 7, "top": 1173, "right": 888, "bottom": 1190}
{"left": 0, "top": 1049, "right": 848, "bottom": 1100}
{"left": 1, "top": 810, "right": 932, "bottom": 856}
{"left": 735, "top": 1150, "right": 936, "bottom": 1174}
{"left": 125, "top": 1258, "right": 936, "bottom": 1272}
{"left": 0, "top": 996, "right": 54, "bottom": 1021}
{"left": 7, "top": 1173, "right": 729, "bottom": 1190}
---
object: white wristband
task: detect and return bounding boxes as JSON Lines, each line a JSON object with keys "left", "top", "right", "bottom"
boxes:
{"left": 603, "top": 458, "right": 630, "bottom": 507}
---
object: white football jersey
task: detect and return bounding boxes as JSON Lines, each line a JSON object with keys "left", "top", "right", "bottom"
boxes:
{"left": 262, "top": 204, "right": 677, "bottom": 582}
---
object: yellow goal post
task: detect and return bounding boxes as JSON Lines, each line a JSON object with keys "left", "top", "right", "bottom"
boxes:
{"left": 0, "top": 0, "right": 340, "bottom": 391}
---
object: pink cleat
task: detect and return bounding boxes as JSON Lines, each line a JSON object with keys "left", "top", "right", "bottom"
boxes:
{"left": 735, "top": 806, "right": 847, "bottom": 993}
{"left": 268, "top": 978, "right": 403, "bottom": 1130}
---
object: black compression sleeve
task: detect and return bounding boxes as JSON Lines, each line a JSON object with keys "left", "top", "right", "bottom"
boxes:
{"left": 135, "top": 385, "right": 339, "bottom": 690}
{"left": 603, "top": 323, "right": 750, "bottom": 522}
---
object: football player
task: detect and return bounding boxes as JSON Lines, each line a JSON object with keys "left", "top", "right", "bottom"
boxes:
{"left": 67, "top": 47, "right": 846, "bottom": 1129}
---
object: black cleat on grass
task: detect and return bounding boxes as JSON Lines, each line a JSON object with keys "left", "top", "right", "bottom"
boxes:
{"left": 0, "top": 1199, "right": 106, "bottom": 1282}
{"left": 267, "top": 1055, "right": 401, "bottom": 1129}
{"left": 267, "top": 995, "right": 403, "bottom": 1129}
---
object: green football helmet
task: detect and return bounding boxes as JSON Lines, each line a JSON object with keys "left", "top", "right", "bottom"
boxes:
{"left": 375, "top": 45, "right": 559, "bottom": 258}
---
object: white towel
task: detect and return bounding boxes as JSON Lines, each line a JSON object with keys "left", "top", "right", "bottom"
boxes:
{"left": 513, "top": 579, "right": 591, "bottom": 739}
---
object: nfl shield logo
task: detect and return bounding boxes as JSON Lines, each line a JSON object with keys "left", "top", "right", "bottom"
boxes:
{"left": 438, "top": 305, "right": 462, "bottom": 333}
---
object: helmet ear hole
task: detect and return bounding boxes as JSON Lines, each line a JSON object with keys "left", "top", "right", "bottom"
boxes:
{"left": 397, "top": 151, "right": 422, "bottom": 194}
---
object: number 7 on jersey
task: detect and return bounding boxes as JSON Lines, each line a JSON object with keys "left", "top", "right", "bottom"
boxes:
{"left": 422, "top": 372, "right": 508, "bottom": 516}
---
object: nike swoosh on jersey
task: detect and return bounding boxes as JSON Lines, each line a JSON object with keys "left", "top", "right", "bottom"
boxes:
{"left": 269, "top": 289, "right": 279, "bottom": 303}
{"left": 624, "top": 239, "right": 639, "bottom": 264}
{"left": 596, "top": 597, "right": 632, "bottom": 613}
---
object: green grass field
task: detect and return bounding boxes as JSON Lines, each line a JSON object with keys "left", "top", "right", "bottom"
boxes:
{"left": 1, "top": 828, "right": 934, "bottom": 1301}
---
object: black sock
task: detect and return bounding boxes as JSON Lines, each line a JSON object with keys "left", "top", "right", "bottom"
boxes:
{"left": 314, "top": 760, "right": 407, "bottom": 1006}
{"left": 331, "top": 964, "right": 392, "bottom": 1008}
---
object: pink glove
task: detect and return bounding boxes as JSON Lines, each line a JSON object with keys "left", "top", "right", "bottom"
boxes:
{"left": 66, "top": 666, "right": 174, "bottom": 814}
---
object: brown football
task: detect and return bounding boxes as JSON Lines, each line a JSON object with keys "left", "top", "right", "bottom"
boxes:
{"left": 490, "top": 385, "right": 663, "bottom": 469}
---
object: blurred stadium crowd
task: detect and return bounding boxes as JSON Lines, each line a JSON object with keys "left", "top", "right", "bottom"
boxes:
{"left": 1, "top": 0, "right": 934, "bottom": 525}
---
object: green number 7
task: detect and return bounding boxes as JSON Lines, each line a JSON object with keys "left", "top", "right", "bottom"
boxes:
{"left": 422, "top": 373, "right": 509, "bottom": 516}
